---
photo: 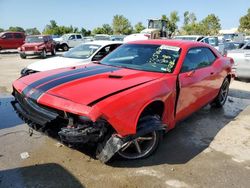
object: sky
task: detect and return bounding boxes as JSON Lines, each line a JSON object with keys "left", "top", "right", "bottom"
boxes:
{"left": 1, "top": 0, "right": 250, "bottom": 32}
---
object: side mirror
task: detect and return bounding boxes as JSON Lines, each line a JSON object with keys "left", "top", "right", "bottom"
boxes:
{"left": 1, "top": 35, "right": 6, "bottom": 39}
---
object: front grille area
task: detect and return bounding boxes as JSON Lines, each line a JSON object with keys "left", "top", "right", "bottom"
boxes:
{"left": 12, "top": 90, "right": 64, "bottom": 126}
{"left": 24, "top": 46, "right": 35, "bottom": 51}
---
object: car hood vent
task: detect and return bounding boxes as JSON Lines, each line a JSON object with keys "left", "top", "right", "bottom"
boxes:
{"left": 108, "top": 75, "right": 123, "bottom": 79}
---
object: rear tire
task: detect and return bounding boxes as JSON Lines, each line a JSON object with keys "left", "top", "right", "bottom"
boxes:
{"left": 20, "top": 54, "right": 26, "bottom": 59}
{"left": 211, "top": 78, "right": 230, "bottom": 108}
{"left": 61, "top": 44, "right": 69, "bottom": 51}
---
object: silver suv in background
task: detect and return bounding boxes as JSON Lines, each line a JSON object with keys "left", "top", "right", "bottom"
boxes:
{"left": 55, "top": 33, "right": 87, "bottom": 51}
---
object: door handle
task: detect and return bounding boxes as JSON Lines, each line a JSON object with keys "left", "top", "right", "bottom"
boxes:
{"left": 186, "top": 70, "right": 195, "bottom": 77}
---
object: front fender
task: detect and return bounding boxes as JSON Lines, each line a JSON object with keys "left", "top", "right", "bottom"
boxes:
{"left": 95, "top": 77, "right": 176, "bottom": 136}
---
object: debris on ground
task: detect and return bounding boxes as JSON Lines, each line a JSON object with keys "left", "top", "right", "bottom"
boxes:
{"left": 228, "top": 98, "right": 234, "bottom": 103}
{"left": 55, "top": 142, "right": 64, "bottom": 148}
{"left": 20, "top": 152, "right": 30, "bottom": 159}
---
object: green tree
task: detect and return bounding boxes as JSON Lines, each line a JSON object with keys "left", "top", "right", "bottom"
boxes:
{"left": 239, "top": 8, "right": 250, "bottom": 35}
{"left": 43, "top": 20, "right": 59, "bottom": 34}
{"left": 92, "top": 24, "right": 113, "bottom": 35}
{"left": 25, "top": 28, "right": 41, "bottom": 35}
{"left": 8, "top": 26, "right": 25, "bottom": 32}
{"left": 92, "top": 27, "right": 105, "bottom": 35}
{"left": 168, "top": 11, "right": 180, "bottom": 36}
{"left": 134, "top": 22, "right": 145, "bottom": 33}
{"left": 200, "top": 14, "right": 221, "bottom": 35}
{"left": 80, "top": 27, "right": 91, "bottom": 36}
{"left": 103, "top": 24, "right": 113, "bottom": 35}
{"left": 181, "top": 12, "right": 199, "bottom": 35}
{"left": 0, "top": 28, "right": 4, "bottom": 32}
{"left": 112, "top": 15, "right": 133, "bottom": 35}
{"left": 161, "top": 11, "right": 180, "bottom": 37}
{"left": 43, "top": 20, "right": 80, "bottom": 35}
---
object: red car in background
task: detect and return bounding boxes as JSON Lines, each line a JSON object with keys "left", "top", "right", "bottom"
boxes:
{"left": 18, "top": 35, "right": 56, "bottom": 59}
{"left": 0, "top": 31, "right": 25, "bottom": 50}
{"left": 12, "top": 40, "right": 234, "bottom": 163}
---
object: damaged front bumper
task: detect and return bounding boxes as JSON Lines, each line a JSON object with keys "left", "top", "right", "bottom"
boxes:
{"left": 12, "top": 90, "right": 109, "bottom": 145}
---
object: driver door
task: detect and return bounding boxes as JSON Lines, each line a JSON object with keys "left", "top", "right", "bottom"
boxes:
{"left": 176, "top": 47, "right": 219, "bottom": 121}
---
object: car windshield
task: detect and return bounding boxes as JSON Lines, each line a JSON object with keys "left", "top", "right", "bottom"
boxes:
{"left": 62, "top": 34, "right": 70, "bottom": 40}
{"left": 100, "top": 44, "right": 181, "bottom": 73}
{"left": 25, "top": 36, "right": 44, "bottom": 43}
{"left": 63, "top": 44, "right": 101, "bottom": 59}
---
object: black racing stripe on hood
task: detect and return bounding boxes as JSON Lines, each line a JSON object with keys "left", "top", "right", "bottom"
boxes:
{"left": 88, "top": 79, "right": 156, "bottom": 107}
{"left": 29, "top": 67, "right": 120, "bottom": 100}
{"left": 22, "top": 65, "right": 102, "bottom": 96}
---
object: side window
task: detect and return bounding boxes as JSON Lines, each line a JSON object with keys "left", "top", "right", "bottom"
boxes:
{"left": 181, "top": 47, "right": 216, "bottom": 72}
{"left": 5, "top": 33, "right": 13, "bottom": 39}
{"left": 92, "top": 45, "right": 111, "bottom": 61}
{"left": 76, "top": 35, "right": 82, "bottom": 39}
{"left": 43, "top": 36, "right": 48, "bottom": 42}
{"left": 69, "top": 35, "right": 75, "bottom": 40}
{"left": 14, "top": 33, "right": 23, "bottom": 39}
{"left": 204, "top": 48, "right": 216, "bottom": 63}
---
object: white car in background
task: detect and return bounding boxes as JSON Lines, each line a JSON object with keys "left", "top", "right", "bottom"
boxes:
{"left": 173, "top": 35, "right": 224, "bottom": 55}
{"left": 227, "top": 41, "right": 250, "bottom": 79}
{"left": 21, "top": 40, "right": 122, "bottom": 76}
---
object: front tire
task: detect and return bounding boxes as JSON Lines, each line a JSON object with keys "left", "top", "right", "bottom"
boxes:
{"left": 41, "top": 49, "right": 46, "bottom": 58}
{"left": 51, "top": 47, "right": 56, "bottom": 56}
{"left": 211, "top": 78, "right": 230, "bottom": 107}
{"left": 20, "top": 54, "right": 26, "bottom": 59}
{"left": 117, "top": 115, "right": 162, "bottom": 160}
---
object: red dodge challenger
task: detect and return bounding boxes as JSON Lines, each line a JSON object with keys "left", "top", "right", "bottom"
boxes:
{"left": 12, "top": 40, "right": 234, "bottom": 162}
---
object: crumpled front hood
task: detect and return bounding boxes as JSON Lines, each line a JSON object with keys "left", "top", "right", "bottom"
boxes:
{"left": 19, "top": 64, "right": 164, "bottom": 106}
{"left": 27, "top": 56, "right": 90, "bottom": 71}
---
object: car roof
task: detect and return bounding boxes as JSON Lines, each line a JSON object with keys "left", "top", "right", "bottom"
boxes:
{"left": 127, "top": 39, "right": 210, "bottom": 48}
{"left": 84, "top": 40, "right": 123, "bottom": 46}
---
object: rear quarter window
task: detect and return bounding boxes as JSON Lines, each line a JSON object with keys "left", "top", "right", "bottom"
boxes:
{"left": 181, "top": 47, "right": 217, "bottom": 72}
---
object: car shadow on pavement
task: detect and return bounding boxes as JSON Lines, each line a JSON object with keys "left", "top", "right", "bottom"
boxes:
{"left": 229, "top": 88, "right": 250, "bottom": 100}
{"left": 0, "top": 96, "right": 23, "bottom": 130}
{"left": 0, "top": 163, "right": 84, "bottom": 188}
{"left": 110, "top": 99, "right": 245, "bottom": 168}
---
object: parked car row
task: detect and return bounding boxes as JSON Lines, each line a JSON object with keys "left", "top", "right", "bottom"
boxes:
{"left": 21, "top": 40, "right": 122, "bottom": 76}
{"left": 12, "top": 39, "right": 234, "bottom": 163}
